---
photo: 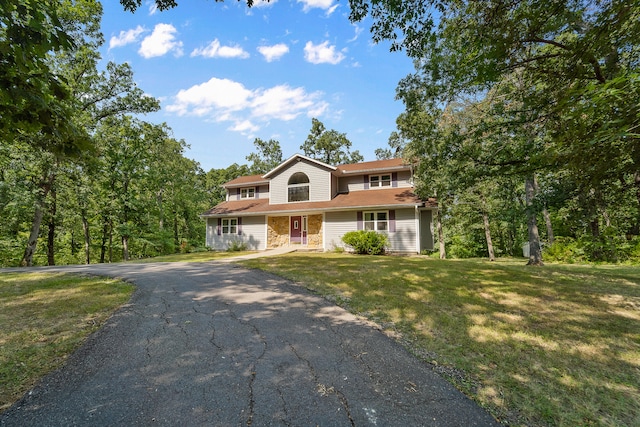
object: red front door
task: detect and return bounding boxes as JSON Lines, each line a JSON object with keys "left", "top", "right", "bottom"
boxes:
{"left": 290, "top": 216, "right": 302, "bottom": 243}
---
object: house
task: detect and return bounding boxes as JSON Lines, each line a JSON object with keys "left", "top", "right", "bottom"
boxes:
{"left": 201, "top": 154, "right": 437, "bottom": 253}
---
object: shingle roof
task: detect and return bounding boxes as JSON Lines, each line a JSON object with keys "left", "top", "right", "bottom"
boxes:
{"left": 223, "top": 175, "right": 269, "bottom": 188}
{"left": 201, "top": 188, "right": 436, "bottom": 217}
{"left": 336, "top": 158, "right": 410, "bottom": 174}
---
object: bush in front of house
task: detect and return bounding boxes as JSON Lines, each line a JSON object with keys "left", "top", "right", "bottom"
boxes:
{"left": 341, "top": 230, "right": 389, "bottom": 255}
{"left": 227, "top": 238, "right": 248, "bottom": 252}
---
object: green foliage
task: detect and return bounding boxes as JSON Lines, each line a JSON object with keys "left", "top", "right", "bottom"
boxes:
{"left": 543, "top": 235, "right": 640, "bottom": 264}
{"left": 246, "top": 138, "right": 282, "bottom": 174}
{"left": 341, "top": 230, "right": 389, "bottom": 255}
{"left": 301, "top": 118, "right": 363, "bottom": 165}
{"left": 226, "top": 238, "right": 248, "bottom": 252}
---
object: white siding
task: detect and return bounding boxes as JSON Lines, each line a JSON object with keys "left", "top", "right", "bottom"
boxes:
{"left": 206, "top": 216, "right": 266, "bottom": 251}
{"left": 338, "top": 170, "right": 413, "bottom": 193}
{"left": 324, "top": 208, "right": 418, "bottom": 253}
{"left": 256, "top": 184, "right": 269, "bottom": 199}
{"left": 387, "top": 208, "right": 419, "bottom": 252}
{"left": 338, "top": 175, "right": 365, "bottom": 193}
{"left": 324, "top": 211, "right": 358, "bottom": 251}
{"left": 226, "top": 184, "right": 269, "bottom": 201}
{"left": 269, "top": 159, "right": 333, "bottom": 204}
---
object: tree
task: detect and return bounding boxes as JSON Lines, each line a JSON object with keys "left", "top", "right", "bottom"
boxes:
{"left": 0, "top": 0, "right": 93, "bottom": 156}
{"left": 205, "top": 163, "right": 251, "bottom": 207}
{"left": 246, "top": 138, "right": 282, "bottom": 174}
{"left": 301, "top": 118, "right": 364, "bottom": 165}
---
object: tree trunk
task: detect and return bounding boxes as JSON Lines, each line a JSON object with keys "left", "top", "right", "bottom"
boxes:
{"left": 437, "top": 208, "right": 446, "bottom": 259}
{"left": 634, "top": 171, "right": 640, "bottom": 235}
{"left": 543, "top": 207, "right": 554, "bottom": 245}
{"left": 157, "top": 190, "right": 164, "bottom": 230}
{"left": 173, "top": 209, "right": 179, "bottom": 253}
{"left": 525, "top": 176, "right": 543, "bottom": 266}
{"left": 81, "top": 208, "right": 90, "bottom": 264}
{"left": 482, "top": 210, "right": 495, "bottom": 261}
{"left": 20, "top": 171, "right": 55, "bottom": 267}
{"left": 122, "top": 235, "right": 129, "bottom": 261}
{"left": 108, "top": 219, "right": 113, "bottom": 263}
{"left": 46, "top": 185, "right": 56, "bottom": 266}
{"left": 532, "top": 175, "right": 554, "bottom": 244}
{"left": 21, "top": 205, "right": 45, "bottom": 267}
{"left": 100, "top": 216, "right": 108, "bottom": 263}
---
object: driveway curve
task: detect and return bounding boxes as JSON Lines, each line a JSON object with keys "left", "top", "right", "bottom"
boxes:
{"left": 1, "top": 261, "right": 499, "bottom": 426}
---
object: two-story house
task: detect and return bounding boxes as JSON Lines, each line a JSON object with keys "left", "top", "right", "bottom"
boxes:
{"left": 201, "top": 154, "right": 437, "bottom": 253}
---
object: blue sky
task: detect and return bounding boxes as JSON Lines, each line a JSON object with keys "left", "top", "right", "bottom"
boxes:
{"left": 99, "top": 0, "right": 414, "bottom": 171}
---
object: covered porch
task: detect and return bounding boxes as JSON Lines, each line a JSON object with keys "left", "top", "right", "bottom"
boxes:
{"left": 267, "top": 214, "right": 323, "bottom": 250}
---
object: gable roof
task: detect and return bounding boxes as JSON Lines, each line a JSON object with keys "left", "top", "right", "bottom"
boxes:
{"left": 201, "top": 187, "right": 436, "bottom": 217}
{"left": 262, "top": 153, "right": 336, "bottom": 179}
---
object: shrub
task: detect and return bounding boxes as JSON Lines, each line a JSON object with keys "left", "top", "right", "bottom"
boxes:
{"left": 341, "top": 230, "right": 389, "bottom": 255}
{"left": 226, "top": 238, "right": 248, "bottom": 252}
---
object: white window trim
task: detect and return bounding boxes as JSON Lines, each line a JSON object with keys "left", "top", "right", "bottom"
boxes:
{"left": 222, "top": 218, "right": 238, "bottom": 234}
{"left": 288, "top": 183, "right": 310, "bottom": 202}
{"left": 369, "top": 174, "right": 392, "bottom": 188}
{"left": 240, "top": 187, "right": 255, "bottom": 199}
{"left": 364, "top": 210, "right": 389, "bottom": 231}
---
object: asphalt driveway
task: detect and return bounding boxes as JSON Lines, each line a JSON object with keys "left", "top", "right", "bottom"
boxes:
{"left": 1, "top": 261, "right": 499, "bottom": 426}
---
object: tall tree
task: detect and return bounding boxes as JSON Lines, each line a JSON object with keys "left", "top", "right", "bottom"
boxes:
{"left": 16, "top": 0, "right": 159, "bottom": 266}
{"left": 246, "top": 138, "right": 282, "bottom": 174}
{"left": 301, "top": 118, "right": 364, "bottom": 165}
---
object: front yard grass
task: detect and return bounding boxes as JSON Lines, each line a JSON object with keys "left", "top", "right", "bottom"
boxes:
{"left": 242, "top": 253, "right": 640, "bottom": 427}
{"left": 0, "top": 273, "right": 134, "bottom": 412}
{"left": 127, "top": 250, "right": 256, "bottom": 263}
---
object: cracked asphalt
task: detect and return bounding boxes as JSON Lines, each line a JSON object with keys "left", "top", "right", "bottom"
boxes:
{"left": 1, "top": 261, "right": 499, "bottom": 426}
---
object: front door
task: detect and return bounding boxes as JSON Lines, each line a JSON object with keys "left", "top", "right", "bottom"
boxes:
{"left": 290, "top": 216, "right": 302, "bottom": 244}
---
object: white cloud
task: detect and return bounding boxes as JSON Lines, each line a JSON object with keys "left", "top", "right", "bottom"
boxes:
{"left": 166, "top": 77, "right": 329, "bottom": 134}
{"left": 139, "top": 23, "right": 183, "bottom": 58}
{"left": 191, "top": 39, "right": 250, "bottom": 59}
{"left": 257, "top": 43, "right": 289, "bottom": 62}
{"left": 253, "top": 0, "right": 277, "bottom": 8}
{"left": 251, "top": 85, "right": 327, "bottom": 121}
{"left": 348, "top": 25, "right": 364, "bottom": 43}
{"left": 166, "top": 77, "right": 252, "bottom": 116}
{"left": 109, "top": 26, "right": 145, "bottom": 50}
{"left": 304, "top": 41, "right": 345, "bottom": 65}
{"left": 230, "top": 120, "right": 260, "bottom": 133}
{"left": 297, "top": 0, "right": 336, "bottom": 13}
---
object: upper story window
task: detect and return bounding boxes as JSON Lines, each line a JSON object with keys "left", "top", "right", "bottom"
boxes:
{"left": 288, "top": 172, "right": 310, "bottom": 202}
{"left": 369, "top": 174, "right": 391, "bottom": 188}
{"left": 240, "top": 187, "right": 255, "bottom": 199}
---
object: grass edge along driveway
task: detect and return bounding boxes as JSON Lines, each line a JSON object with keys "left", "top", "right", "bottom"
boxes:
{"left": 0, "top": 272, "right": 134, "bottom": 413}
{"left": 241, "top": 253, "right": 640, "bottom": 427}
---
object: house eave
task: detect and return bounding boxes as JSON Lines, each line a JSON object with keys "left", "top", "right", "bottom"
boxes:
{"left": 201, "top": 202, "right": 424, "bottom": 218}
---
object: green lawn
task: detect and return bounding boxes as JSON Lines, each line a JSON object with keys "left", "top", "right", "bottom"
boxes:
{"left": 126, "top": 250, "right": 256, "bottom": 263}
{"left": 0, "top": 273, "right": 134, "bottom": 412}
{"left": 241, "top": 253, "right": 640, "bottom": 427}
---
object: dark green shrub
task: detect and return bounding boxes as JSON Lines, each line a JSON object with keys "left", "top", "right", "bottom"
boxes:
{"left": 341, "top": 230, "right": 389, "bottom": 255}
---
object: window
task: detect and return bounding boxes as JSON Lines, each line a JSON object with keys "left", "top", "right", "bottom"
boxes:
{"left": 288, "top": 172, "right": 310, "bottom": 202}
{"left": 369, "top": 174, "right": 391, "bottom": 187}
{"left": 240, "top": 187, "right": 255, "bottom": 199}
{"left": 222, "top": 218, "right": 237, "bottom": 234}
{"left": 364, "top": 211, "right": 388, "bottom": 231}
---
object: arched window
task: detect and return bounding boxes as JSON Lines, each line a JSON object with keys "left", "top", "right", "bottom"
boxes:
{"left": 288, "top": 172, "right": 310, "bottom": 202}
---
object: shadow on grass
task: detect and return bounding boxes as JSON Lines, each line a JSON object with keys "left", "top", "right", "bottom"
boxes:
{"left": 242, "top": 254, "right": 640, "bottom": 427}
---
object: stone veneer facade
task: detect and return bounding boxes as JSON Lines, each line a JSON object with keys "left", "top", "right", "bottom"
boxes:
{"left": 307, "top": 214, "right": 323, "bottom": 249}
{"left": 267, "top": 214, "right": 323, "bottom": 249}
